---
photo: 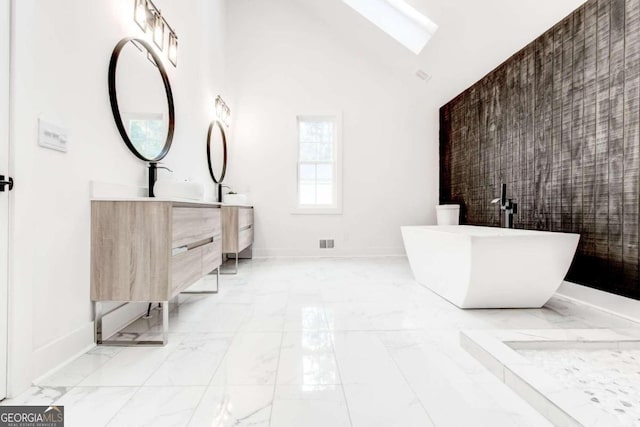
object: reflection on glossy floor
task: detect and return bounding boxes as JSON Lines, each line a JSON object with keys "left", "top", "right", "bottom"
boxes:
{"left": 4, "top": 257, "right": 640, "bottom": 426}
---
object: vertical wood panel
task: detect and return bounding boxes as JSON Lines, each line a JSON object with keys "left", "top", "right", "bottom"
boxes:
{"left": 525, "top": 47, "right": 536, "bottom": 228}
{"left": 623, "top": 0, "right": 640, "bottom": 287}
{"left": 551, "top": 23, "right": 564, "bottom": 231}
{"left": 439, "top": 105, "right": 452, "bottom": 204}
{"left": 583, "top": 0, "right": 598, "bottom": 258}
{"left": 440, "top": 0, "right": 640, "bottom": 300}
{"left": 572, "top": 7, "right": 585, "bottom": 236}
{"left": 609, "top": 0, "right": 625, "bottom": 287}
{"left": 594, "top": 0, "right": 611, "bottom": 285}
{"left": 469, "top": 87, "right": 480, "bottom": 223}
{"left": 561, "top": 15, "right": 574, "bottom": 231}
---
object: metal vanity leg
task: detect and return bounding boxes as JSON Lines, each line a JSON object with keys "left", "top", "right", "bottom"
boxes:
{"left": 181, "top": 268, "right": 220, "bottom": 294}
{"left": 162, "top": 301, "right": 169, "bottom": 345}
{"left": 94, "top": 300, "right": 169, "bottom": 347}
{"left": 95, "top": 301, "right": 103, "bottom": 345}
{"left": 221, "top": 253, "right": 239, "bottom": 275}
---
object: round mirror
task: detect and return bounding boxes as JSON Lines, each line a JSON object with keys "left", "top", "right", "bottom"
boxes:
{"left": 206, "top": 120, "right": 227, "bottom": 184}
{"left": 108, "top": 37, "right": 175, "bottom": 162}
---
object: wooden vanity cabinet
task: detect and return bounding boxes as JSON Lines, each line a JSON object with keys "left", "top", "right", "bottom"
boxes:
{"left": 90, "top": 200, "right": 222, "bottom": 345}
{"left": 221, "top": 205, "right": 254, "bottom": 273}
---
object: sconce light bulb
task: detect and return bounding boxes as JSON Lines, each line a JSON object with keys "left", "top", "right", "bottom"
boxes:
{"left": 215, "top": 101, "right": 222, "bottom": 119}
{"left": 168, "top": 34, "right": 178, "bottom": 67}
{"left": 134, "top": 0, "right": 148, "bottom": 30}
{"left": 153, "top": 14, "right": 164, "bottom": 50}
{"left": 137, "top": 8, "right": 146, "bottom": 25}
{"left": 223, "top": 108, "right": 230, "bottom": 126}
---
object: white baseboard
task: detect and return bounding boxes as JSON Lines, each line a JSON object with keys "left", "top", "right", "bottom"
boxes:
{"left": 32, "top": 323, "right": 94, "bottom": 382}
{"left": 31, "top": 301, "right": 148, "bottom": 384}
{"left": 251, "top": 247, "right": 406, "bottom": 258}
{"left": 555, "top": 281, "right": 640, "bottom": 324}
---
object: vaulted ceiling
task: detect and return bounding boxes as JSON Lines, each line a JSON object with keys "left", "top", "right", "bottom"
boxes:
{"left": 291, "top": 0, "right": 587, "bottom": 104}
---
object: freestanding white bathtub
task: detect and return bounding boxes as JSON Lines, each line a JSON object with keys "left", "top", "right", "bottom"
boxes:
{"left": 401, "top": 226, "right": 580, "bottom": 309}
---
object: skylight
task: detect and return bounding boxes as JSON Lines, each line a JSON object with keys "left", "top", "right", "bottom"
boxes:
{"left": 342, "top": 0, "right": 438, "bottom": 55}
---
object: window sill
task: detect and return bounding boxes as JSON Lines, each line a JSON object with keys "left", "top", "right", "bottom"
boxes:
{"left": 291, "top": 207, "right": 343, "bottom": 215}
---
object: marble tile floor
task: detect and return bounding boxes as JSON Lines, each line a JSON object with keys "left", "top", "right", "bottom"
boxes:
{"left": 3, "top": 257, "right": 640, "bottom": 426}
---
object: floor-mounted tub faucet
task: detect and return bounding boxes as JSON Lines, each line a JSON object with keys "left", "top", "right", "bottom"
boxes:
{"left": 491, "top": 183, "right": 517, "bottom": 228}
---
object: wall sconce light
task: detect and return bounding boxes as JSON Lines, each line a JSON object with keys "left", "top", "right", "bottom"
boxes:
{"left": 153, "top": 12, "right": 165, "bottom": 51}
{"left": 133, "top": 0, "right": 178, "bottom": 67}
{"left": 168, "top": 32, "right": 178, "bottom": 67}
{"left": 215, "top": 95, "right": 231, "bottom": 127}
{"left": 134, "top": 0, "right": 149, "bottom": 32}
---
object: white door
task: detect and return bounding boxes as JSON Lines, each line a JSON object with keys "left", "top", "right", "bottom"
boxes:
{"left": 0, "top": 0, "right": 11, "bottom": 401}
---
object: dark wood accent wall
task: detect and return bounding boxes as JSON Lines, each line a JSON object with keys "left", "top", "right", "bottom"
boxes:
{"left": 440, "top": 0, "right": 640, "bottom": 300}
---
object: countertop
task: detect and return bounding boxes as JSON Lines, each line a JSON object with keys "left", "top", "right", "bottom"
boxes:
{"left": 91, "top": 197, "right": 253, "bottom": 208}
{"left": 91, "top": 197, "right": 223, "bottom": 207}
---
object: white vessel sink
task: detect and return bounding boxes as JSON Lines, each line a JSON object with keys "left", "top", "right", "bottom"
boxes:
{"left": 153, "top": 180, "right": 204, "bottom": 201}
{"left": 223, "top": 193, "right": 249, "bottom": 205}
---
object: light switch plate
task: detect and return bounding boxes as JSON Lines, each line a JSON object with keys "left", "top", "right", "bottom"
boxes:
{"left": 38, "top": 118, "right": 68, "bottom": 152}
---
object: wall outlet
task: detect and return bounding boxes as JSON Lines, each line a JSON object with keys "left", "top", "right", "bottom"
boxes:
{"left": 319, "top": 240, "right": 327, "bottom": 248}
{"left": 326, "top": 239, "right": 334, "bottom": 249}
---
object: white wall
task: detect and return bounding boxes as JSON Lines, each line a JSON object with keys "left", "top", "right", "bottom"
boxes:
{"left": 8, "top": 0, "right": 227, "bottom": 394}
{"left": 225, "top": 0, "right": 438, "bottom": 257}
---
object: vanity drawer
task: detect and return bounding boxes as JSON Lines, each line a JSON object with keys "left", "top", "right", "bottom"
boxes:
{"left": 171, "top": 246, "right": 203, "bottom": 295}
{"left": 238, "top": 227, "right": 254, "bottom": 253}
{"left": 172, "top": 207, "right": 220, "bottom": 248}
{"left": 238, "top": 208, "right": 254, "bottom": 229}
{"left": 202, "top": 239, "right": 222, "bottom": 275}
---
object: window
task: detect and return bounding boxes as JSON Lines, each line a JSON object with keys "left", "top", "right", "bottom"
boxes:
{"left": 342, "top": 0, "right": 438, "bottom": 55}
{"left": 296, "top": 115, "right": 342, "bottom": 214}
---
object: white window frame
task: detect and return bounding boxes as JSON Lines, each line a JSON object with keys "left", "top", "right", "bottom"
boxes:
{"left": 293, "top": 113, "right": 343, "bottom": 215}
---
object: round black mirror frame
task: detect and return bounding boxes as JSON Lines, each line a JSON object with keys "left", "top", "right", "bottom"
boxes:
{"left": 108, "top": 37, "right": 175, "bottom": 162}
{"left": 206, "top": 120, "right": 227, "bottom": 184}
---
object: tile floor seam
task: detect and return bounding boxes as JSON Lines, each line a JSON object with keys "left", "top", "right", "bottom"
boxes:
{"left": 267, "top": 330, "right": 286, "bottom": 427}
{"left": 379, "top": 331, "right": 439, "bottom": 427}
{"left": 108, "top": 385, "right": 208, "bottom": 427}
{"left": 323, "top": 304, "right": 354, "bottom": 427}
{"left": 35, "top": 349, "right": 115, "bottom": 389}
{"left": 101, "top": 386, "right": 142, "bottom": 426}
{"left": 94, "top": 342, "right": 164, "bottom": 424}
{"left": 183, "top": 324, "right": 240, "bottom": 426}
{"left": 134, "top": 327, "right": 187, "bottom": 387}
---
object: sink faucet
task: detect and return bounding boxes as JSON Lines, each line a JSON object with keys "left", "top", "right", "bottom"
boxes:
{"left": 218, "top": 184, "right": 231, "bottom": 203}
{"left": 148, "top": 162, "right": 173, "bottom": 197}
{"left": 491, "top": 183, "right": 517, "bottom": 228}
